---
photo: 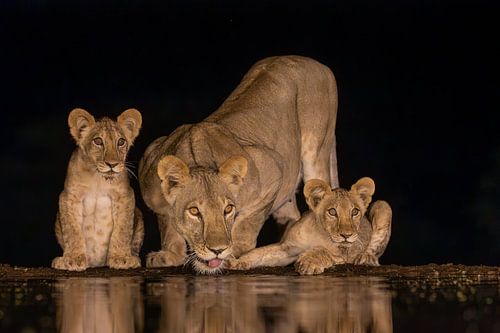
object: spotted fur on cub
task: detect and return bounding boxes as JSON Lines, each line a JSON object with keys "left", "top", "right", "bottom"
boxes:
{"left": 229, "top": 177, "right": 392, "bottom": 275}
{"left": 52, "top": 108, "right": 144, "bottom": 271}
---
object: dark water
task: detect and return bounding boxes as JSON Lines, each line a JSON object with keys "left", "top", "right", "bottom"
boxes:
{"left": 0, "top": 276, "right": 499, "bottom": 333}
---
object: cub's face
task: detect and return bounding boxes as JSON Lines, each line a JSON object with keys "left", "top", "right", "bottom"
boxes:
{"left": 157, "top": 155, "right": 247, "bottom": 274}
{"left": 68, "top": 108, "right": 142, "bottom": 181}
{"left": 304, "top": 177, "right": 375, "bottom": 245}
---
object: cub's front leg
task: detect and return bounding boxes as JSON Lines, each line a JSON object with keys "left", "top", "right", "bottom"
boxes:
{"left": 354, "top": 200, "right": 392, "bottom": 266}
{"left": 146, "top": 213, "right": 187, "bottom": 267}
{"left": 107, "top": 192, "right": 141, "bottom": 269}
{"left": 52, "top": 192, "right": 88, "bottom": 271}
{"left": 295, "top": 247, "right": 344, "bottom": 275}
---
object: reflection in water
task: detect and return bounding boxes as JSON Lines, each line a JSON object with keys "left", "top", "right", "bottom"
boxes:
{"left": 3, "top": 274, "right": 499, "bottom": 332}
{"left": 54, "top": 277, "right": 143, "bottom": 333}
{"left": 149, "top": 276, "right": 393, "bottom": 333}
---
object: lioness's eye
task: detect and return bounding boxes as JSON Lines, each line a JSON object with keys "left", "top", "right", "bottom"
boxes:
{"left": 93, "top": 137, "right": 103, "bottom": 146}
{"left": 224, "top": 204, "right": 234, "bottom": 215}
{"left": 327, "top": 208, "right": 337, "bottom": 217}
{"left": 188, "top": 207, "right": 200, "bottom": 216}
{"left": 352, "top": 208, "right": 360, "bottom": 216}
{"left": 117, "top": 138, "right": 126, "bottom": 147}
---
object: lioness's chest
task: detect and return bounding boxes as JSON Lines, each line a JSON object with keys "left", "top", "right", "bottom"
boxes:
{"left": 81, "top": 192, "right": 114, "bottom": 266}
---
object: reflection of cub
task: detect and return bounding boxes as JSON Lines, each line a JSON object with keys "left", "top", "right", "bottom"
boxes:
{"left": 55, "top": 278, "right": 144, "bottom": 333}
{"left": 230, "top": 177, "right": 392, "bottom": 275}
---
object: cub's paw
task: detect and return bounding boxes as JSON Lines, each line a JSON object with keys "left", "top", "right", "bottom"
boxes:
{"left": 52, "top": 254, "right": 88, "bottom": 271}
{"left": 146, "top": 250, "right": 185, "bottom": 268}
{"left": 226, "top": 258, "right": 251, "bottom": 270}
{"left": 354, "top": 253, "right": 380, "bottom": 266}
{"left": 108, "top": 255, "right": 141, "bottom": 269}
{"left": 294, "top": 258, "right": 327, "bottom": 275}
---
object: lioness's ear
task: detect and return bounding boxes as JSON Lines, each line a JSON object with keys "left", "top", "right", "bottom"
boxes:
{"left": 117, "top": 108, "right": 142, "bottom": 143}
{"left": 350, "top": 177, "right": 375, "bottom": 208}
{"left": 68, "top": 108, "right": 95, "bottom": 143}
{"left": 219, "top": 156, "right": 248, "bottom": 193}
{"left": 304, "top": 179, "right": 331, "bottom": 210}
{"left": 157, "top": 155, "right": 191, "bottom": 203}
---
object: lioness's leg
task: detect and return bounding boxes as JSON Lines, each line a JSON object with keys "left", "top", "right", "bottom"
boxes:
{"left": 354, "top": 200, "right": 392, "bottom": 266}
{"left": 228, "top": 244, "right": 298, "bottom": 270}
{"left": 272, "top": 196, "right": 301, "bottom": 226}
{"left": 229, "top": 210, "right": 269, "bottom": 258}
{"left": 146, "top": 214, "right": 187, "bottom": 267}
{"left": 301, "top": 134, "right": 338, "bottom": 188}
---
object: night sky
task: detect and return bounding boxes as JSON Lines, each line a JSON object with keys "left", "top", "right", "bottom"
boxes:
{"left": 1, "top": 1, "right": 498, "bottom": 267}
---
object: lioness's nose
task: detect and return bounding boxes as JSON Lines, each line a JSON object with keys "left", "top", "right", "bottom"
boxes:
{"left": 106, "top": 162, "right": 119, "bottom": 168}
{"left": 208, "top": 247, "right": 227, "bottom": 255}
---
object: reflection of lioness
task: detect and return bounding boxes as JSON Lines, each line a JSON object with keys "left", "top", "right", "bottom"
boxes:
{"left": 229, "top": 177, "right": 392, "bottom": 275}
{"left": 139, "top": 56, "right": 338, "bottom": 274}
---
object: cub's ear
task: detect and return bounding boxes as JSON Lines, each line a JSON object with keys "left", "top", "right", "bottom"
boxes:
{"left": 304, "top": 179, "right": 331, "bottom": 210}
{"left": 350, "top": 177, "right": 375, "bottom": 208}
{"left": 117, "top": 108, "right": 142, "bottom": 143}
{"left": 157, "top": 155, "right": 191, "bottom": 204}
{"left": 219, "top": 156, "right": 248, "bottom": 194}
{"left": 68, "top": 108, "right": 95, "bottom": 143}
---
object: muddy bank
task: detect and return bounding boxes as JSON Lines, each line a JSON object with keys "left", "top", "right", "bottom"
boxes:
{"left": 1, "top": 263, "right": 499, "bottom": 283}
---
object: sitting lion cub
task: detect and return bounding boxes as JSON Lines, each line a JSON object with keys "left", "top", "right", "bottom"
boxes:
{"left": 229, "top": 177, "right": 392, "bottom": 275}
{"left": 52, "top": 108, "right": 144, "bottom": 271}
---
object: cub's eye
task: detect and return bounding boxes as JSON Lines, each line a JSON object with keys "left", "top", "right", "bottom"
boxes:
{"left": 93, "top": 137, "right": 103, "bottom": 146}
{"left": 352, "top": 208, "right": 360, "bottom": 217}
{"left": 117, "top": 138, "right": 126, "bottom": 147}
{"left": 188, "top": 207, "right": 200, "bottom": 216}
{"left": 224, "top": 204, "right": 235, "bottom": 215}
{"left": 327, "top": 208, "right": 337, "bottom": 217}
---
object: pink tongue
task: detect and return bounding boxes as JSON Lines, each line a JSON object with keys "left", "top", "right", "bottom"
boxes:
{"left": 208, "top": 259, "right": 223, "bottom": 268}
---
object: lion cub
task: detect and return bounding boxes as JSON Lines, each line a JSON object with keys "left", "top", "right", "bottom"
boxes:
{"left": 52, "top": 108, "right": 144, "bottom": 271}
{"left": 229, "top": 177, "right": 392, "bottom": 275}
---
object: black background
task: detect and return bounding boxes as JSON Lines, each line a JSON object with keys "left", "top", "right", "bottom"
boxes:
{"left": 1, "top": 0, "right": 498, "bottom": 267}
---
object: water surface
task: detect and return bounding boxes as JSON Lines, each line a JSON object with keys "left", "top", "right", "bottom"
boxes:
{"left": 0, "top": 275, "right": 499, "bottom": 332}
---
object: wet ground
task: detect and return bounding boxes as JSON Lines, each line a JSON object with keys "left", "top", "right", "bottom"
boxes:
{"left": 0, "top": 264, "right": 499, "bottom": 332}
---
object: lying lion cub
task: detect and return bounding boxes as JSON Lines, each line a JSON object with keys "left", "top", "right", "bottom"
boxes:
{"left": 229, "top": 177, "right": 392, "bottom": 275}
{"left": 52, "top": 108, "right": 144, "bottom": 271}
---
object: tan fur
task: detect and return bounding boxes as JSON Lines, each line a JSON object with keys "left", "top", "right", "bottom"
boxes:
{"left": 139, "top": 56, "right": 339, "bottom": 274}
{"left": 151, "top": 276, "right": 392, "bottom": 333}
{"left": 229, "top": 177, "right": 392, "bottom": 275}
{"left": 55, "top": 277, "right": 144, "bottom": 333}
{"left": 53, "top": 108, "right": 144, "bottom": 271}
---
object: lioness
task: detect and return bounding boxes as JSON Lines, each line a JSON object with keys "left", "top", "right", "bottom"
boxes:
{"left": 139, "top": 56, "right": 338, "bottom": 274}
{"left": 53, "top": 108, "right": 144, "bottom": 271}
{"left": 228, "top": 177, "right": 392, "bottom": 275}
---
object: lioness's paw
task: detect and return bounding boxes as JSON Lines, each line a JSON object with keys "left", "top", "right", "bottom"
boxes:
{"left": 354, "top": 253, "right": 380, "bottom": 266}
{"left": 146, "top": 250, "right": 185, "bottom": 268}
{"left": 294, "top": 258, "right": 326, "bottom": 275}
{"left": 108, "top": 255, "right": 141, "bottom": 269}
{"left": 226, "top": 258, "right": 251, "bottom": 270}
{"left": 52, "top": 254, "right": 88, "bottom": 271}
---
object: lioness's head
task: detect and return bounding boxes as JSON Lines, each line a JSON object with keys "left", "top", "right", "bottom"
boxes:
{"left": 157, "top": 155, "right": 248, "bottom": 274}
{"left": 68, "top": 108, "right": 142, "bottom": 181}
{"left": 304, "top": 177, "right": 375, "bottom": 245}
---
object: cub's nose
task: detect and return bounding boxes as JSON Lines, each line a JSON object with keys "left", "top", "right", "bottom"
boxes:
{"left": 106, "top": 162, "right": 119, "bottom": 169}
{"left": 340, "top": 232, "right": 353, "bottom": 240}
